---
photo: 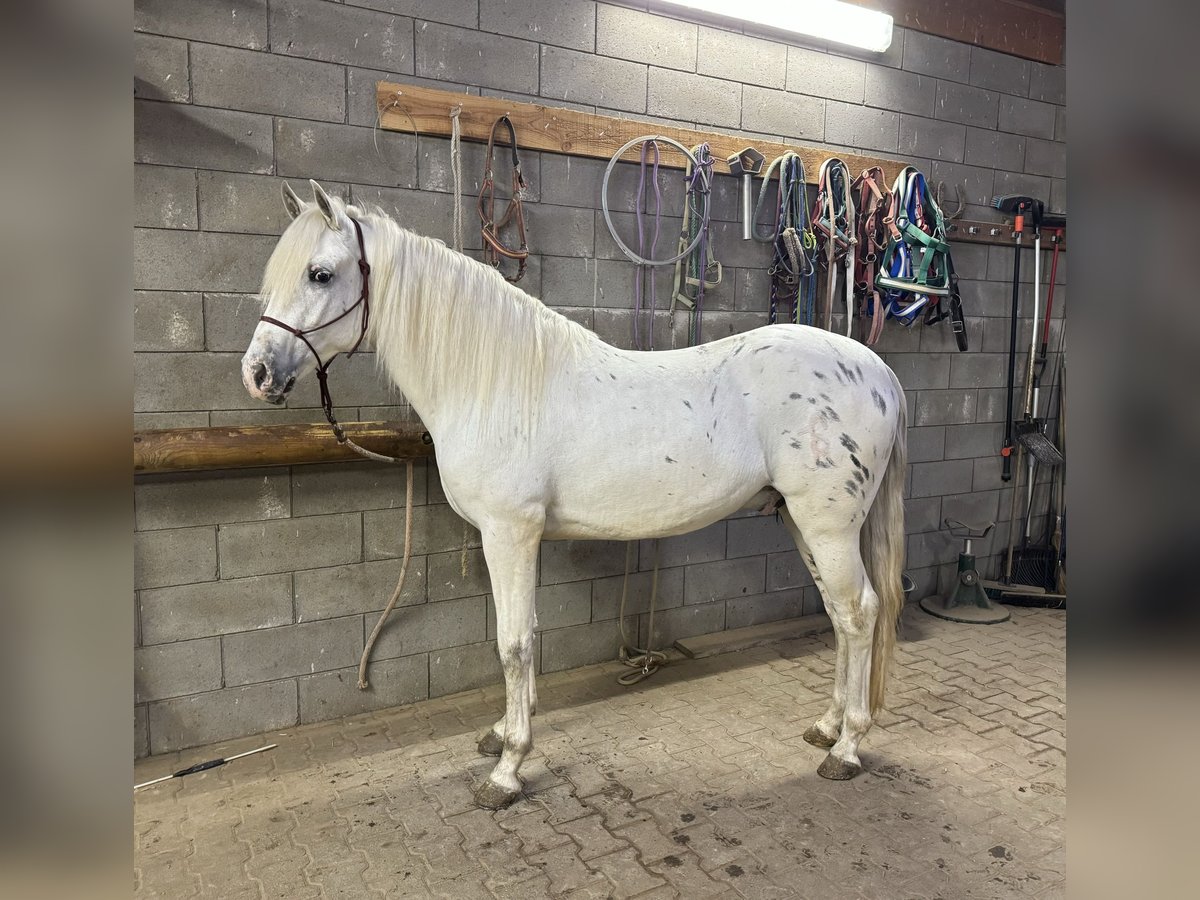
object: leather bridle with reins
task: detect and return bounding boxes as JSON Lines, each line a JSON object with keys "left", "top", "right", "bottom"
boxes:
{"left": 478, "top": 115, "right": 529, "bottom": 283}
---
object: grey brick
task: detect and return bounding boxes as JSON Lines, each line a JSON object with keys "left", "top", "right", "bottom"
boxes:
{"left": 200, "top": 292, "right": 259, "bottom": 352}
{"left": 135, "top": 100, "right": 273, "bottom": 173}
{"left": 135, "top": 33, "right": 189, "bottom": 102}
{"left": 430, "top": 641, "right": 507, "bottom": 696}
{"left": 949, "top": 353, "right": 1007, "bottom": 389}
{"left": 135, "top": 411, "right": 210, "bottom": 430}
{"left": 351, "top": 182, "right": 480, "bottom": 248}
{"left": 139, "top": 574, "right": 293, "bottom": 644}
{"left": 929, "top": 160, "right": 994, "bottom": 208}
{"left": 909, "top": 459, "right": 975, "bottom": 498}
{"left": 969, "top": 46, "right": 1030, "bottom": 96}
{"left": 135, "top": 525, "right": 217, "bottom": 590}
{"left": 541, "top": 620, "right": 622, "bottom": 672}
{"left": 591, "top": 567, "right": 684, "bottom": 622}
{"left": 366, "top": 503, "right": 481, "bottom": 559}
{"left": 963, "top": 125, "right": 1025, "bottom": 171}
{"left": 905, "top": 530, "right": 956, "bottom": 569}
{"left": 597, "top": 5, "right": 696, "bottom": 70}
{"left": 648, "top": 69, "right": 740, "bottom": 129}
{"left": 825, "top": 101, "right": 898, "bottom": 154}
{"left": 135, "top": 0, "right": 267, "bottom": 49}
{"left": 697, "top": 27, "right": 786, "bottom": 89}
{"left": 536, "top": 154, "right": 608, "bottom": 211}
{"left": 639, "top": 522, "right": 726, "bottom": 570}
{"left": 135, "top": 638, "right": 222, "bottom": 703}
{"left": 765, "top": 550, "right": 814, "bottom": 592}
{"left": 1050, "top": 177, "right": 1066, "bottom": 215}
{"left": 976, "top": 388, "right": 1008, "bottom": 424}
{"left": 293, "top": 461, "right": 424, "bottom": 517}
{"left": 540, "top": 257, "right": 619, "bottom": 306}
{"left": 727, "top": 514, "right": 795, "bottom": 558}
{"left": 356, "top": 1, "right": 477, "bottom": 29}
{"left": 992, "top": 170, "right": 1052, "bottom": 209}
{"left": 934, "top": 80, "right": 998, "bottom": 129}
{"left": 741, "top": 86, "right": 824, "bottom": 140}
{"left": 199, "top": 172, "right": 339, "bottom": 236}
{"left": 541, "top": 539, "right": 627, "bottom": 585}
{"left": 865, "top": 64, "right": 934, "bottom": 117}
{"left": 135, "top": 165, "right": 197, "bottom": 230}
{"left": 941, "top": 490, "right": 1001, "bottom": 533}
{"left": 541, "top": 45, "right": 647, "bottom": 112}
{"left": 683, "top": 556, "right": 764, "bottom": 605}
{"left": 1024, "top": 138, "right": 1066, "bottom": 179}
{"left": 148, "top": 681, "right": 297, "bottom": 754}
{"left": 998, "top": 94, "right": 1056, "bottom": 139}
{"left": 886, "top": 353, "right": 951, "bottom": 391}
{"left": 1029, "top": 63, "right": 1065, "bottom": 105}
{"left": 415, "top": 21, "right": 536, "bottom": 93}
{"left": 948, "top": 242, "right": 988, "bottom": 280}
{"left": 427, "top": 548, "right": 492, "bottom": 602}
{"left": 300, "top": 653, "right": 428, "bottom": 721}
{"left": 532, "top": 582, "right": 592, "bottom": 632}
{"left": 136, "top": 469, "right": 290, "bottom": 530}
{"left": 914, "top": 389, "right": 977, "bottom": 427}
{"left": 726, "top": 589, "right": 806, "bottom": 630}
{"left": 272, "top": 0, "right": 412, "bottom": 72}
{"left": 905, "top": 496, "right": 943, "bottom": 535}
{"left": 192, "top": 44, "right": 345, "bottom": 123}
{"left": 641, "top": 599, "right": 725, "bottom": 648}
{"left": 295, "top": 556, "right": 428, "bottom": 622}
{"left": 275, "top": 119, "right": 417, "bottom": 189}
{"left": 134, "top": 228, "right": 277, "bottom": 291}
{"left": 972, "top": 455, "right": 1008, "bottom": 492}
{"left": 898, "top": 114, "right": 965, "bottom": 163}
{"left": 902, "top": 30, "right": 970, "bottom": 82}
{"left": 787, "top": 47, "right": 864, "bottom": 104}
{"left": 920, "top": 316, "right": 984, "bottom": 354}
{"left": 478, "top": 0, "right": 594, "bottom": 51}
{"left": 224, "top": 617, "right": 363, "bottom": 686}
{"left": 282, "top": 351, "right": 399, "bottom": 411}
{"left": 1055, "top": 106, "right": 1067, "bottom": 143}
{"left": 351, "top": 67, "right": 476, "bottom": 129}
{"left": 135, "top": 705, "right": 149, "bottom": 759}
{"left": 135, "top": 291, "right": 203, "bottom": 351}
{"left": 530, "top": 203, "right": 595, "bottom": 258}
{"left": 220, "top": 513, "right": 362, "bottom": 578}
{"left": 134, "top": 350, "right": 256, "bottom": 412}
{"left": 369, "top": 595, "right": 487, "bottom": 659}
{"left": 944, "top": 422, "right": 1004, "bottom": 460}
{"left": 906, "top": 425, "right": 946, "bottom": 464}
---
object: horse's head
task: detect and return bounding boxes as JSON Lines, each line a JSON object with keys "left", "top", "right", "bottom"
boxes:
{"left": 242, "top": 180, "right": 370, "bottom": 404}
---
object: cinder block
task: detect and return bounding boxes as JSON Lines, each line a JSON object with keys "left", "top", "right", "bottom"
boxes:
{"left": 949, "top": 353, "right": 1008, "bottom": 389}
{"left": 943, "top": 422, "right": 1004, "bottom": 460}
{"left": 271, "top": 0, "right": 412, "bottom": 72}
{"left": 864, "top": 64, "right": 934, "bottom": 117}
{"left": 135, "top": 411, "right": 210, "bottom": 430}
{"left": 948, "top": 242, "right": 988, "bottom": 281}
{"left": 134, "top": 291, "right": 204, "bottom": 351}
{"left": 902, "top": 30, "right": 970, "bottom": 82}
{"left": 540, "top": 45, "right": 647, "bottom": 112}
{"left": 430, "top": 641, "right": 503, "bottom": 696}
{"left": 530, "top": 203, "right": 596, "bottom": 258}
{"left": 726, "top": 589, "right": 805, "bottom": 630}
{"left": 140, "top": 573, "right": 293, "bottom": 644}
{"left": 934, "top": 81, "right": 998, "bottom": 129}
{"left": 478, "top": 0, "right": 593, "bottom": 50}
{"left": 350, "top": 67, "right": 476, "bottom": 129}
{"left": 295, "top": 556, "right": 427, "bottom": 622}
{"left": 919, "top": 317, "right": 984, "bottom": 354}
{"left": 787, "top": 47, "right": 864, "bottom": 104}
{"left": 136, "top": 469, "right": 290, "bottom": 530}
{"left": 975, "top": 388, "right": 1007, "bottom": 424}
{"left": 199, "top": 171, "right": 337, "bottom": 236}
{"left": 134, "top": 228, "right": 277, "bottom": 291}
{"left": 531, "top": 581, "right": 592, "bottom": 632}
{"left": 293, "top": 461, "right": 425, "bottom": 517}
{"left": 727, "top": 514, "right": 795, "bottom": 558}
{"left": 135, "top": 33, "right": 189, "bottom": 102}
{"left": 1023, "top": 138, "right": 1066, "bottom": 179}
{"left": 135, "top": 165, "right": 197, "bottom": 230}
{"left": 365, "top": 503, "right": 481, "bottom": 559}
{"left": 135, "top": 100, "right": 273, "bottom": 173}
{"left": 765, "top": 550, "right": 814, "bottom": 591}
{"left": 540, "top": 539, "right": 627, "bottom": 585}
{"left": 134, "top": 350, "right": 256, "bottom": 413}
{"left": 913, "top": 389, "right": 977, "bottom": 427}
{"left": 697, "top": 27, "right": 786, "bottom": 89}
{"left": 219, "top": 513, "right": 362, "bottom": 578}
{"left": 367, "top": 595, "right": 487, "bottom": 659}
{"left": 135, "top": 525, "right": 217, "bottom": 590}
{"left": 941, "top": 490, "right": 1000, "bottom": 529}
{"left": 536, "top": 154, "right": 608, "bottom": 211}
{"left": 300, "top": 653, "right": 428, "bottom": 721}
{"left": 201, "top": 292, "right": 261, "bottom": 352}
{"left": 591, "top": 567, "right": 684, "bottom": 621}
{"left": 898, "top": 114, "right": 965, "bottom": 163}
{"left": 992, "top": 170, "right": 1052, "bottom": 209}
{"left": 648, "top": 69, "right": 740, "bottom": 129}
{"left": 906, "top": 425, "right": 946, "bottom": 464}
{"left": 282, "top": 351, "right": 399, "bottom": 411}
{"left": 906, "top": 530, "right": 956, "bottom": 569}
{"left": 957, "top": 280, "right": 1009, "bottom": 319}
{"left": 135, "top": 0, "right": 267, "bottom": 49}
{"left": 351, "top": 183, "right": 480, "bottom": 249}
{"left": 683, "top": 556, "right": 765, "bottom": 605}
{"left": 1028, "top": 63, "right": 1065, "bottom": 105}
{"left": 963, "top": 126, "right": 1024, "bottom": 172}
{"left": 427, "top": 547, "right": 492, "bottom": 602}
{"left": 1050, "top": 177, "right": 1066, "bottom": 215}
{"left": 135, "top": 638, "right": 222, "bottom": 703}
{"left": 886, "top": 353, "right": 951, "bottom": 391}
{"left": 909, "top": 459, "right": 975, "bottom": 498}
{"left": 640, "top": 599, "right": 725, "bottom": 648}
{"left": 998, "top": 94, "right": 1056, "bottom": 139}
{"left": 825, "top": 101, "right": 899, "bottom": 154}
{"left": 638, "top": 522, "right": 726, "bottom": 570}
{"left": 540, "top": 257, "right": 613, "bottom": 306}
{"left": 905, "top": 496, "right": 943, "bottom": 535}
{"left": 223, "top": 616, "right": 363, "bottom": 686}
{"left": 541, "top": 620, "right": 622, "bottom": 673}
{"left": 597, "top": 5, "right": 695, "bottom": 69}
{"left": 969, "top": 46, "right": 1030, "bottom": 96}
{"left": 148, "top": 681, "right": 298, "bottom": 754}
{"left": 275, "top": 119, "right": 417, "bottom": 188}
{"left": 1054, "top": 106, "right": 1067, "bottom": 143}
{"left": 415, "top": 21, "right": 536, "bottom": 93}
{"left": 930, "top": 160, "right": 994, "bottom": 209}
{"left": 135, "top": 705, "right": 149, "bottom": 759}
{"left": 192, "top": 43, "right": 345, "bottom": 122}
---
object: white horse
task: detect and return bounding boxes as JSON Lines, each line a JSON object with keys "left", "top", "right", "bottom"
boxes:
{"left": 242, "top": 181, "right": 908, "bottom": 809}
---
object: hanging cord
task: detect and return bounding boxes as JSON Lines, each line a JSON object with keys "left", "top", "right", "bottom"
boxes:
{"left": 754, "top": 153, "right": 815, "bottom": 325}
{"left": 617, "top": 540, "right": 667, "bottom": 686}
{"left": 359, "top": 459, "right": 415, "bottom": 689}
{"left": 671, "top": 143, "right": 721, "bottom": 346}
{"left": 633, "top": 140, "right": 663, "bottom": 350}
{"left": 449, "top": 105, "right": 464, "bottom": 254}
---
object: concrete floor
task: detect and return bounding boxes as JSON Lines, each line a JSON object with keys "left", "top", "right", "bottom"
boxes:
{"left": 134, "top": 604, "right": 1066, "bottom": 899}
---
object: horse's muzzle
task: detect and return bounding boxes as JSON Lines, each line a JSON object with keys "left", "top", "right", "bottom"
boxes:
{"left": 242, "top": 357, "right": 296, "bottom": 405}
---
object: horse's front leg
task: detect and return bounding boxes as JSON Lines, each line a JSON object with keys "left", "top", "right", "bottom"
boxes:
{"left": 473, "top": 514, "right": 543, "bottom": 810}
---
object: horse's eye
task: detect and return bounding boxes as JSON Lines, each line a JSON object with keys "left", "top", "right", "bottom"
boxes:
{"left": 309, "top": 268, "right": 333, "bottom": 284}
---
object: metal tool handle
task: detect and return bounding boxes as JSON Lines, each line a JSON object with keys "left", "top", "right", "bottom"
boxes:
{"left": 740, "top": 175, "right": 753, "bottom": 240}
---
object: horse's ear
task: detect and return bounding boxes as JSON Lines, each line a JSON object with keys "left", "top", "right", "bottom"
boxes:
{"left": 309, "top": 179, "right": 339, "bottom": 229}
{"left": 281, "top": 182, "right": 305, "bottom": 220}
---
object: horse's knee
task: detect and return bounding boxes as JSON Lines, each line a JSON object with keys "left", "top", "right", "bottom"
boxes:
{"left": 498, "top": 636, "right": 533, "bottom": 674}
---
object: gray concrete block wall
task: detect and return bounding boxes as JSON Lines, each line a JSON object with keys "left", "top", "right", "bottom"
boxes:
{"left": 134, "top": 0, "right": 1066, "bottom": 756}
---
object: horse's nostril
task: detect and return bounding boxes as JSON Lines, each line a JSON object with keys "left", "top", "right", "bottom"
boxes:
{"left": 252, "top": 363, "right": 268, "bottom": 389}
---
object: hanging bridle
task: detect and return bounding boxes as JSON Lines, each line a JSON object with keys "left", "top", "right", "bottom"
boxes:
{"left": 478, "top": 115, "right": 529, "bottom": 283}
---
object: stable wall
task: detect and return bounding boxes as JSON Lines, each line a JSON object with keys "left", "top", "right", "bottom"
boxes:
{"left": 134, "top": 0, "right": 1067, "bottom": 757}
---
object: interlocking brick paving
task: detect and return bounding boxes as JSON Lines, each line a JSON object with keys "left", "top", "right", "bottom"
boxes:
{"left": 134, "top": 605, "right": 1065, "bottom": 899}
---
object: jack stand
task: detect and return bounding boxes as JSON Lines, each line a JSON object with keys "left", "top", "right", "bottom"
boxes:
{"left": 919, "top": 519, "right": 1011, "bottom": 624}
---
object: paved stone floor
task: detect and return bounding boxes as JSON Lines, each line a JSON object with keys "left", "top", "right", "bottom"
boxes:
{"left": 134, "top": 605, "right": 1065, "bottom": 899}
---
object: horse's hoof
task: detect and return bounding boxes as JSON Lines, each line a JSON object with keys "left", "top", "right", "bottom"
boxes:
{"left": 474, "top": 779, "right": 520, "bottom": 810}
{"left": 477, "top": 730, "right": 504, "bottom": 757}
{"left": 817, "top": 754, "right": 862, "bottom": 781}
{"left": 803, "top": 725, "right": 838, "bottom": 749}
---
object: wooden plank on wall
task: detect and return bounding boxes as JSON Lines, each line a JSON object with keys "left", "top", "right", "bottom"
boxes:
{"left": 376, "top": 81, "right": 907, "bottom": 186}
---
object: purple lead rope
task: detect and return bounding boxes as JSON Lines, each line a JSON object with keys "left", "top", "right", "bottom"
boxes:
{"left": 634, "top": 140, "right": 662, "bottom": 350}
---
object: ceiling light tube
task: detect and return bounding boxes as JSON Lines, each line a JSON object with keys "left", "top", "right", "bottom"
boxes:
{"left": 654, "top": 0, "right": 894, "bottom": 53}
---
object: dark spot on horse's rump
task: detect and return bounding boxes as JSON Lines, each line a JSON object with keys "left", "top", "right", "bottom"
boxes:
{"left": 790, "top": 440, "right": 803, "bottom": 450}
{"left": 663, "top": 855, "right": 684, "bottom": 867}
{"left": 844, "top": 481, "right": 859, "bottom": 497}
{"left": 856, "top": 364, "right": 863, "bottom": 381}
{"left": 665, "top": 456, "right": 676, "bottom": 463}
{"left": 790, "top": 392, "right": 802, "bottom": 399}
{"left": 682, "top": 399, "right": 692, "bottom": 409}
{"left": 609, "top": 373, "right": 617, "bottom": 380}
{"left": 834, "top": 370, "right": 845, "bottom": 384}
{"left": 871, "top": 387, "right": 888, "bottom": 415}
{"left": 813, "top": 370, "right": 827, "bottom": 380}
{"left": 824, "top": 405, "right": 841, "bottom": 422}
{"left": 852, "top": 469, "right": 865, "bottom": 484}
{"left": 753, "top": 345, "right": 772, "bottom": 354}
{"left": 850, "top": 454, "right": 871, "bottom": 479}
{"left": 820, "top": 393, "right": 832, "bottom": 402}
{"left": 710, "top": 387, "right": 717, "bottom": 404}
{"left": 680, "top": 813, "right": 695, "bottom": 823}
{"left": 815, "top": 457, "right": 833, "bottom": 468}
{"left": 837, "top": 361, "right": 858, "bottom": 384}
{"left": 743, "top": 392, "right": 750, "bottom": 396}
{"left": 840, "top": 433, "right": 859, "bottom": 453}
{"left": 595, "top": 376, "right": 601, "bottom": 382}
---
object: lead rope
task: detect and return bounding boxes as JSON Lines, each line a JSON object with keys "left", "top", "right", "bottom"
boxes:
{"left": 449, "top": 106, "right": 464, "bottom": 254}
{"left": 633, "top": 140, "right": 663, "bottom": 350}
{"left": 617, "top": 540, "right": 666, "bottom": 685}
{"left": 358, "top": 459, "right": 415, "bottom": 689}
{"left": 671, "top": 142, "right": 720, "bottom": 346}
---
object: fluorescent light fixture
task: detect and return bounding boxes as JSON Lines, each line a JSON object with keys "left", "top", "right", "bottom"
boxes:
{"left": 655, "top": 0, "right": 894, "bottom": 53}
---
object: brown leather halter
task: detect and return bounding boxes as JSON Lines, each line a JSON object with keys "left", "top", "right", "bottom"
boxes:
{"left": 851, "top": 167, "right": 890, "bottom": 346}
{"left": 477, "top": 116, "right": 529, "bottom": 283}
